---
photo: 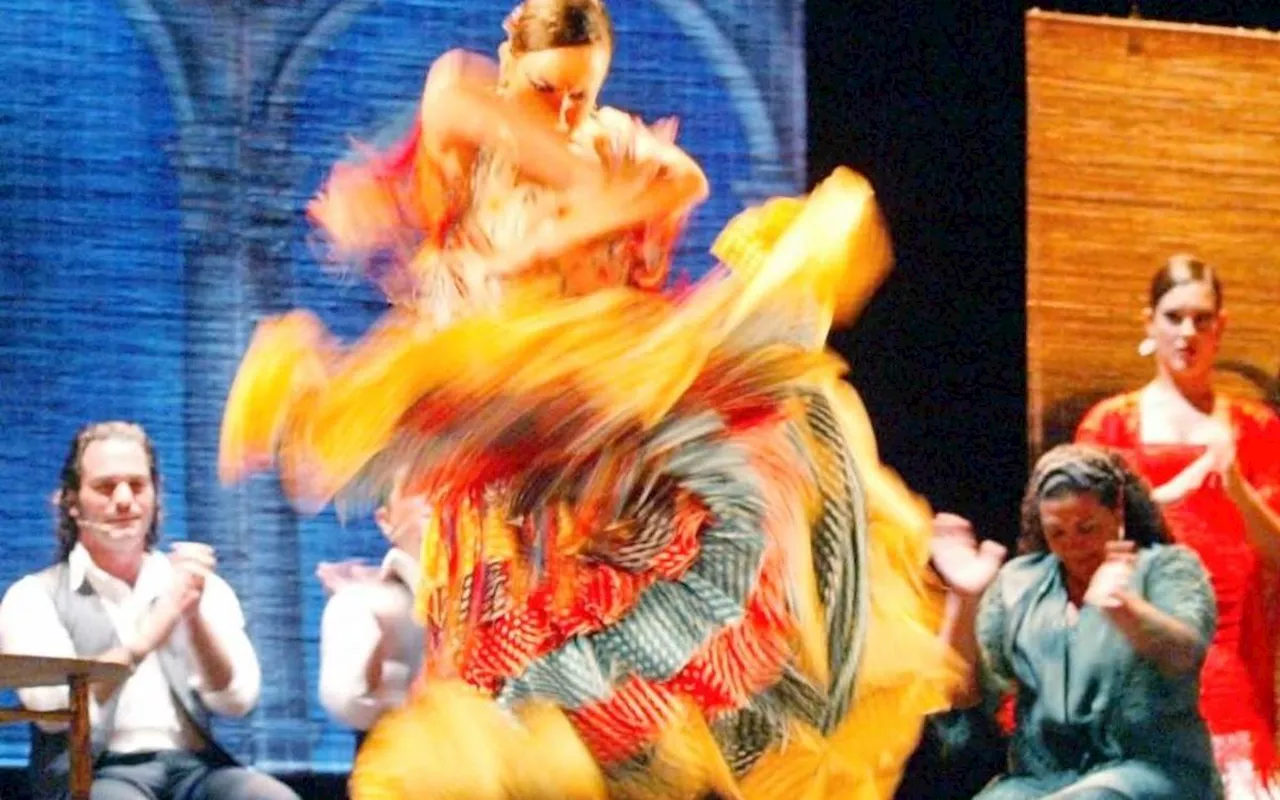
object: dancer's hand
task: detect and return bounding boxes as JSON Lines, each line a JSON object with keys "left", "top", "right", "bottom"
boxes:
{"left": 1084, "top": 540, "right": 1137, "bottom": 610}
{"left": 492, "top": 171, "right": 651, "bottom": 281}
{"left": 1200, "top": 417, "right": 1254, "bottom": 503}
{"left": 1153, "top": 417, "right": 1238, "bottom": 504}
{"left": 930, "top": 513, "right": 1007, "bottom": 598}
{"left": 1201, "top": 416, "right": 1239, "bottom": 476}
{"left": 487, "top": 230, "right": 560, "bottom": 280}
{"left": 316, "top": 560, "right": 382, "bottom": 594}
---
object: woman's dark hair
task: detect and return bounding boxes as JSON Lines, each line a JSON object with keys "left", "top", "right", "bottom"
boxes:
{"left": 1017, "top": 444, "right": 1170, "bottom": 554}
{"left": 1149, "top": 253, "right": 1223, "bottom": 310}
{"left": 53, "top": 421, "right": 160, "bottom": 562}
{"left": 505, "top": 0, "right": 614, "bottom": 55}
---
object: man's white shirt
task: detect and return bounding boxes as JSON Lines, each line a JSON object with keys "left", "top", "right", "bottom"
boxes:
{"left": 0, "top": 544, "right": 261, "bottom": 752}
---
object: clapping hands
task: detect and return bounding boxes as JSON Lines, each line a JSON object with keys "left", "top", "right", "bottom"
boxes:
{"left": 930, "top": 513, "right": 1008, "bottom": 598}
{"left": 130, "top": 542, "right": 217, "bottom": 659}
{"left": 1155, "top": 416, "right": 1243, "bottom": 504}
{"left": 1083, "top": 540, "right": 1138, "bottom": 612}
{"left": 166, "top": 542, "right": 216, "bottom": 619}
{"left": 316, "top": 560, "right": 383, "bottom": 594}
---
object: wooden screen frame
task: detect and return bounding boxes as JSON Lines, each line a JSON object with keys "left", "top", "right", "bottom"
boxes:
{"left": 1026, "top": 10, "right": 1280, "bottom": 456}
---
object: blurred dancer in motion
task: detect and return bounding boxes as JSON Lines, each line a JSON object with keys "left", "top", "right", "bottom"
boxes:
{"left": 304, "top": 0, "right": 706, "bottom": 325}
{"left": 220, "top": 1, "right": 958, "bottom": 797}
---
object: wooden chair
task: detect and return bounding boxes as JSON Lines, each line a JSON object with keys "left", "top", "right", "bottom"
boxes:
{"left": 0, "top": 654, "right": 130, "bottom": 800}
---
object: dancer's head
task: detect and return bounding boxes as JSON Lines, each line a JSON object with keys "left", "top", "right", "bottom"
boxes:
{"left": 499, "top": 0, "right": 613, "bottom": 134}
{"left": 1143, "top": 254, "right": 1225, "bottom": 386}
{"left": 1018, "top": 445, "right": 1168, "bottom": 582}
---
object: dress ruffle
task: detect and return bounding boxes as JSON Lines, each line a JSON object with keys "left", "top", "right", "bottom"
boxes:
{"left": 222, "top": 168, "right": 959, "bottom": 798}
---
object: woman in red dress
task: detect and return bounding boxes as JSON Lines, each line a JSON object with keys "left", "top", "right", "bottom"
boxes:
{"left": 1076, "top": 255, "right": 1280, "bottom": 797}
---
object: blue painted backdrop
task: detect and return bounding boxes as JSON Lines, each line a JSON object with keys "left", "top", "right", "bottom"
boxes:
{"left": 0, "top": 0, "right": 804, "bottom": 771}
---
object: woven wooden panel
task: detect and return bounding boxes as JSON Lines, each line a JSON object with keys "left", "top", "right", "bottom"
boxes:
{"left": 1027, "top": 10, "right": 1280, "bottom": 455}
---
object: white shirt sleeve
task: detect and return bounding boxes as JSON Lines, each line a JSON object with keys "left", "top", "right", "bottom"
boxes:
{"left": 186, "top": 573, "right": 261, "bottom": 718}
{"left": 0, "top": 575, "right": 104, "bottom": 731}
{"left": 318, "top": 581, "right": 414, "bottom": 731}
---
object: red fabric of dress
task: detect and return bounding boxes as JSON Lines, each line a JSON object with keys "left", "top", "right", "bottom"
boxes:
{"left": 1077, "top": 392, "right": 1280, "bottom": 786}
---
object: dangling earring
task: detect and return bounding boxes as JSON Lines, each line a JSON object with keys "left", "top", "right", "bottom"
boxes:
{"left": 496, "top": 41, "right": 513, "bottom": 93}
{"left": 1137, "top": 337, "right": 1156, "bottom": 357}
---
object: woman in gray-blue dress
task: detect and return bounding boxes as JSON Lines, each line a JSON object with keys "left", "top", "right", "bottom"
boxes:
{"left": 930, "top": 444, "right": 1222, "bottom": 800}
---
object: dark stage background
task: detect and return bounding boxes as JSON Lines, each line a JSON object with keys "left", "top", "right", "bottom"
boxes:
{"left": 809, "top": 0, "right": 1280, "bottom": 550}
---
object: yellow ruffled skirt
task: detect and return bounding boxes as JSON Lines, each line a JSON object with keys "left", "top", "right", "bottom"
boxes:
{"left": 221, "top": 169, "right": 961, "bottom": 799}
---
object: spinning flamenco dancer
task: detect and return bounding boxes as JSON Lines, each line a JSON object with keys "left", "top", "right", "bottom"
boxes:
{"left": 219, "top": 1, "right": 959, "bottom": 797}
